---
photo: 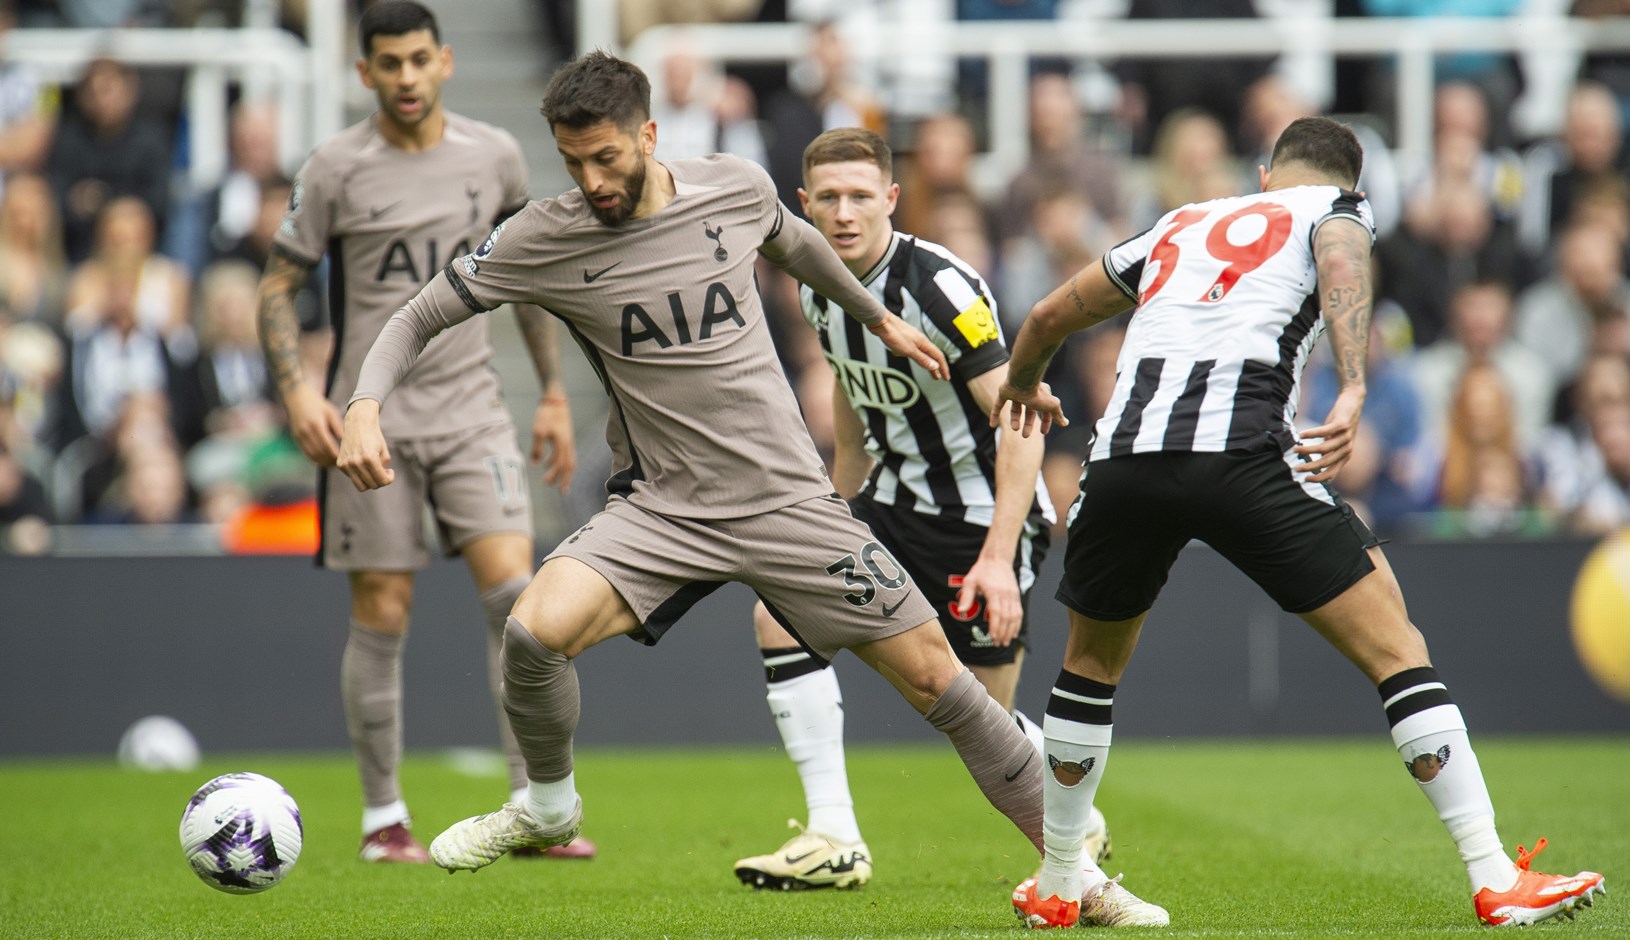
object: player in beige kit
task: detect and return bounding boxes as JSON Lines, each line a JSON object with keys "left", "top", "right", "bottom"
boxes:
{"left": 336, "top": 53, "right": 1136, "bottom": 898}
{"left": 255, "top": 1, "right": 587, "bottom": 862}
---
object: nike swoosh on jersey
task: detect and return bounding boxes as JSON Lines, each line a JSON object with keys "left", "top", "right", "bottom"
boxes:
{"left": 881, "top": 596, "right": 906, "bottom": 618}
{"left": 369, "top": 202, "right": 401, "bottom": 220}
{"left": 583, "top": 261, "right": 622, "bottom": 283}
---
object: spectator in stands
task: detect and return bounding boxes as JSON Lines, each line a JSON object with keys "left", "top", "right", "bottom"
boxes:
{"left": 1572, "top": 0, "right": 1630, "bottom": 126}
{"left": 763, "top": 20, "right": 885, "bottom": 213}
{"left": 0, "top": 318, "right": 61, "bottom": 457}
{"left": 52, "top": 270, "right": 201, "bottom": 455}
{"left": 650, "top": 32, "right": 767, "bottom": 167}
{"left": 1129, "top": 108, "right": 1241, "bottom": 232}
{"left": 94, "top": 436, "right": 195, "bottom": 525}
{"left": 1114, "top": 0, "right": 1275, "bottom": 155}
{"left": 47, "top": 58, "right": 170, "bottom": 263}
{"left": 1539, "top": 352, "right": 1630, "bottom": 518}
{"left": 1358, "top": 0, "right": 1524, "bottom": 147}
{"left": 1565, "top": 401, "right": 1630, "bottom": 534}
{"left": 1411, "top": 279, "right": 1553, "bottom": 449}
{"left": 617, "top": 0, "right": 763, "bottom": 46}
{"left": 192, "top": 259, "right": 272, "bottom": 434}
{"left": 1375, "top": 174, "right": 1531, "bottom": 348}
{"left": 996, "top": 72, "right": 1124, "bottom": 249}
{"left": 1514, "top": 220, "right": 1630, "bottom": 390}
{"left": 998, "top": 185, "right": 1111, "bottom": 332}
{"left": 1241, "top": 75, "right": 1402, "bottom": 237}
{"left": 1519, "top": 81, "right": 1628, "bottom": 256}
{"left": 894, "top": 112, "right": 983, "bottom": 247}
{"left": 0, "top": 172, "right": 66, "bottom": 324}
{"left": 0, "top": 1, "right": 54, "bottom": 195}
{"left": 165, "top": 100, "right": 284, "bottom": 276}
{"left": 66, "top": 197, "right": 191, "bottom": 340}
{"left": 1407, "top": 82, "right": 1524, "bottom": 225}
{"left": 0, "top": 438, "right": 49, "bottom": 553}
{"left": 1431, "top": 363, "right": 1533, "bottom": 516}
{"left": 1304, "top": 306, "right": 1424, "bottom": 534}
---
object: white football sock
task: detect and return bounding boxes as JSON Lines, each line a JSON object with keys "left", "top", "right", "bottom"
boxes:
{"left": 1038, "top": 671, "right": 1117, "bottom": 902}
{"left": 361, "top": 799, "right": 409, "bottom": 836}
{"left": 524, "top": 772, "right": 578, "bottom": 829}
{"left": 1380, "top": 667, "right": 1516, "bottom": 893}
{"left": 768, "top": 667, "right": 862, "bottom": 844}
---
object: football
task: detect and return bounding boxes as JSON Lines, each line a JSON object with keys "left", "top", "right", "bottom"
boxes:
{"left": 179, "top": 772, "right": 303, "bottom": 894}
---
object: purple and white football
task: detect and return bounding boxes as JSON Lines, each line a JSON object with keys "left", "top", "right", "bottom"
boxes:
{"left": 179, "top": 772, "right": 303, "bottom": 894}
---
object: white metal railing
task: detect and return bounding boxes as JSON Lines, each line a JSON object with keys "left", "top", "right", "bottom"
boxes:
{"left": 626, "top": 15, "right": 1630, "bottom": 192}
{"left": 5, "top": 22, "right": 346, "bottom": 188}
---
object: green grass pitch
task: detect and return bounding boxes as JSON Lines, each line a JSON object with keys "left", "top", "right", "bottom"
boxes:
{"left": 1, "top": 738, "right": 1623, "bottom": 938}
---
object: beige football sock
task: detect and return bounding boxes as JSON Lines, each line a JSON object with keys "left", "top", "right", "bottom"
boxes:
{"left": 478, "top": 577, "right": 532, "bottom": 795}
{"left": 924, "top": 669, "right": 1044, "bottom": 852}
{"left": 341, "top": 618, "right": 405, "bottom": 809}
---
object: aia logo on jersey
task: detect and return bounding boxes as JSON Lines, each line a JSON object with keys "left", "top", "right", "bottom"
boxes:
{"left": 704, "top": 221, "right": 727, "bottom": 262}
{"left": 621, "top": 281, "right": 745, "bottom": 355}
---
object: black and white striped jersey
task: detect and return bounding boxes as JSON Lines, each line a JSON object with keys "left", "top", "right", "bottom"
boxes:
{"left": 801, "top": 232, "right": 1055, "bottom": 529}
{"left": 1090, "top": 185, "right": 1374, "bottom": 461}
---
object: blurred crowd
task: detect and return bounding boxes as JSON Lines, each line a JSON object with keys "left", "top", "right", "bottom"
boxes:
{"left": 3, "top": 0, "right": 1630, "bottom": 555}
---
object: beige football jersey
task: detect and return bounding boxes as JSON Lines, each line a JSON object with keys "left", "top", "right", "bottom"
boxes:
{"left": 442, "top": 153, "right": 832, "bottom": 519}
{"left": 274, "top": 111, "right": 529, "bottom": 439}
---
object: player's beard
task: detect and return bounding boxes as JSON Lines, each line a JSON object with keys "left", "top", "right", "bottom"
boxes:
{"left": 588, "top": 160, "right": 647, "bottom": 227}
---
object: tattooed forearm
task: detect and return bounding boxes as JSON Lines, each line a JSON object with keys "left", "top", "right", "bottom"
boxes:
{"left": 513, "top": 304, "right": 562, "bottom": 389}
{"left": 256, "top": 252, "right": 316, "bottom": 398}
{"left": 1313, "top": 219, "right": 1373, "bottom": 391}
{"left": 1007, "top": 341, "right": 1062, "bottom": 390}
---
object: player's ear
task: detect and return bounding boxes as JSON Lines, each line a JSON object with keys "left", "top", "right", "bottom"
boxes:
{"left": 1258, "top": 164, "right": 1270, "bottom": 192}
{"left": 355, "top": 57, "right": 374, "bottom": 90}
{"left": 885, "top": 181, "right": 900, "bottom": 215}
{"left": 797, "top": 187, "right": 810, "bottom": 215}
{"left": 440, "top": 44, "right": 454, "bottom": 79}
{"left": 640, "top": 119, "right": 657, "bottom": 156}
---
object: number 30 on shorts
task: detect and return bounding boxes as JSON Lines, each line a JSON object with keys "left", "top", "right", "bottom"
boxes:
{"left": 825, "top": 541, "right": 907, "bottom": 607}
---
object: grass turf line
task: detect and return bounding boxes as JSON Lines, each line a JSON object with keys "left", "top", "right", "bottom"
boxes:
{"left": 0, "top": 738, "right": 1623, "bottom": 939}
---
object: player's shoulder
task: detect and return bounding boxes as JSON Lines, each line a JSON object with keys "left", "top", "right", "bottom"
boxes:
{"left": 896, "top": 233, "right": 987, "bottom": 293}
{"left": 669, "top": 153, "right": 773, "bottom": 191}
{"left": 511, "top": 188, "right": 592, "bottom": 239}
{"left": 443, "top": 110, "right": 524, "bottom": 158}
{"left": 304, "top": 117, "right": 385, "bottom": 172}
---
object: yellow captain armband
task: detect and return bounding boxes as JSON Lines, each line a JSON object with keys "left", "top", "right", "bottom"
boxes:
{"left": 952, "top": 298, "right": 999, "bottom": 348}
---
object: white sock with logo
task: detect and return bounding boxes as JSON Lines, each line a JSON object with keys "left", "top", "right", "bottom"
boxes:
{"left": 1038, "top": 671, "right": 1115, "bottom": 902}
{"left": 1379, "top": 667, "right": 1515, "bottom": 893}
{"left": 765, "top": 656, "right": 862, "bottom": 845}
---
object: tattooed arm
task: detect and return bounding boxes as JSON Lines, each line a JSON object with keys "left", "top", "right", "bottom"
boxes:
{"left": 256, "top": 249, "right": 342, "bottom": 466}
{"left": 1294, "top": 216, "right": 1374, "bottom": 483}
{"left": 512, "top": 304, "right": 576, "bottom": 491}
{"left": 989, "top": 258, "right": 1135, "bottom": 437}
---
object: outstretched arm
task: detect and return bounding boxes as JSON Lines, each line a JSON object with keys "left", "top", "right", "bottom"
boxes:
{"left": 759, "top": 213, "right": 948, "bottom": 380}
{"left": 337, "top": 273, "right": 482, "bottom": 491}
{"left": 256, "top": 250, "right": 342, "bottom": 466}
{"left": 1295, "top": 217, "right": 1372, "bottom": 483}
{"left": 513, "top": 304, "right": 576, "bottom": 492}
{"left": 959, "top": 364, "right": 1047, "bottom": 645}
{"left": 991, "top": 259, "right": 1135, "bottom": 437}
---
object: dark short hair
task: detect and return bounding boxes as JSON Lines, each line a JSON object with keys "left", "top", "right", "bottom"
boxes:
{"left": 802, "top": 127, "right": 892, "bottom": 184}
{"left": 359, "top": 1, "right": 440, "bottom": 58}
{"left": 540, "top": 50, "right": 651, "bottom": 133}
{"left": 1270, "top": 116, "right": 1363, "bottom": 187}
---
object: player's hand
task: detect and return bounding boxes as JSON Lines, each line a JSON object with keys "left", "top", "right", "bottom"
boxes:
{"left": 1295, "top": 387, "right": 1366, "bottom": 483}
{"left": 954, "top": 557, "right": 1023, "bottom": 647}
{"left": 989, "top": 380, "right": 1067, "bottom": 438}
{"left": 531, "top": 395, "right": 576, "bottom": 492}
{"left": 336, "top": 400, "right": 395, "bottom": 491}
{"left": 867, "top": 313, "right": 948, "bottom": 380}
{"left": 284, "top": 383, "right": 344, "bottom": 467}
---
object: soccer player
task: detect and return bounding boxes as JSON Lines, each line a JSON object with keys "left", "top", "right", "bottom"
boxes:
{"left": 994, "top": 116, "right": 1606, "bottom": 929}
{"left": 255, "top": 1, "right": 588, "bottom": 862}
{"left": 336, "top": 53, "right": 1157, "bottom": 916}
{"left": 729, "top": 128, "right": 1118, "bottom": 898}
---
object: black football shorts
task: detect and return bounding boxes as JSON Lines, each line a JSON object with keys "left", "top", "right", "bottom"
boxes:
{"left": 1056, "top": 432, "right": 1379, "bottom": 621}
